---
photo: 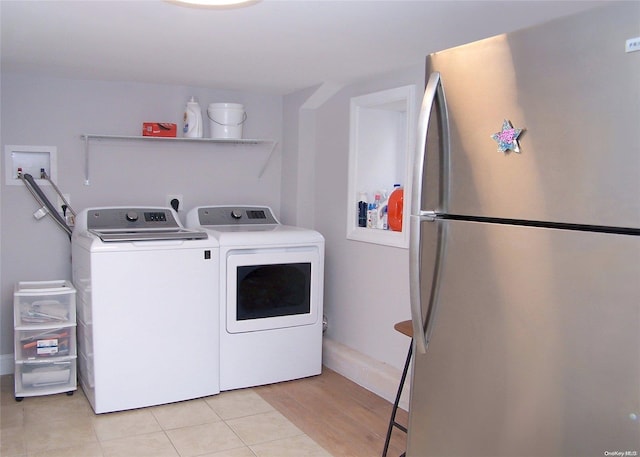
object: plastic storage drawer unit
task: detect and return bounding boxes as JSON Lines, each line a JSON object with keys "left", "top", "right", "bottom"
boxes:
{"left": 13, "top": 280, "right": 77, "bottom": 400}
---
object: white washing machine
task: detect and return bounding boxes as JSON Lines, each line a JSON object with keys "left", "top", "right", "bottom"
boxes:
{"left": 72, "top": 207, "right": 219, "bottom": 413}
{"left": 186, "top": 205, "right": 324, "bottom": 391}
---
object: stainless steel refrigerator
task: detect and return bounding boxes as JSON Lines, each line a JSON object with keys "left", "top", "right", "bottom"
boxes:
{"left": 407, "top": 3, "right": 640, "bottom": 456}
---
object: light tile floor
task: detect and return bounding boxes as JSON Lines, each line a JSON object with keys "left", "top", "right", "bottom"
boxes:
{"left": 0, "top": 375, "right": 333, "bottom": 457}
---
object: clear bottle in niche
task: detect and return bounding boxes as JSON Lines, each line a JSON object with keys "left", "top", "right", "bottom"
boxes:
{"left": 376, "top": 192, "right": 389, "bottom": 230}
{"left": 367, "top": 192, "right": 382, "bottom": 228}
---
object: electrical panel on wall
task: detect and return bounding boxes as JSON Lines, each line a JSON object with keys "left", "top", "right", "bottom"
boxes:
{"left": 4, "top": 145, "right": 57, "bottom": 186}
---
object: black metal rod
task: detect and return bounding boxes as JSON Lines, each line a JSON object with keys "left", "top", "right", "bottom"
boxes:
{"left": 382, "top": 340, "right": 413, "bottom": 457}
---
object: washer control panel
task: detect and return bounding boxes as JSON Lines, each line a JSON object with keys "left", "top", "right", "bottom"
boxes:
{"left": 197, "top": 206, "right": 279, "bottom": 226}
{"left": 87, "top": 207, "right": 179, "bottom": 230}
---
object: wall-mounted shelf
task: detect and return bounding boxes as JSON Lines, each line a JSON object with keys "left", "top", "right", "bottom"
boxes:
{"left": 81, "top": 134, "right": 278, "bottom": 185}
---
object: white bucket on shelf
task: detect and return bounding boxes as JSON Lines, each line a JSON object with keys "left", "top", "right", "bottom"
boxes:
{"left": 207, "top": 103, "right": 246, "bottom": 139}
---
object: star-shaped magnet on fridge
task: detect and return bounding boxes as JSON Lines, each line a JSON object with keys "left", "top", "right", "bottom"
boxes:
{"left": 491, "top": 119, "right": 524, "bottom": 154}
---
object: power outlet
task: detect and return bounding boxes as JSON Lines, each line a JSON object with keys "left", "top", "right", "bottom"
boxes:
{"left": 166, "top": 194, "right": 183, "bottom": 212}
{"left": 626, "top": 36, "right": 640, "bottom": 53}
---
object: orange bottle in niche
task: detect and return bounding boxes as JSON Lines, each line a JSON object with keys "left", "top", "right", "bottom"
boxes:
{"left": 388, "top": 185, "right": 404, "bottom": 232}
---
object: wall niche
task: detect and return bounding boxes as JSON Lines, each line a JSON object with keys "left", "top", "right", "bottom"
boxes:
{"left": 346, "top": 85, "right": 416, "bottom": 248}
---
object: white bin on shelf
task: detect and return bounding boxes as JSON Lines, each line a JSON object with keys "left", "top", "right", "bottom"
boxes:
{"left": 207, "top": 103, "right": 246, "bottom": 139}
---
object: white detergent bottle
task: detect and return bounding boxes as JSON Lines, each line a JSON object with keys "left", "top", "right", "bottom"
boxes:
{"left": 183, "top": 96, "right": 203, "bottom": 138}
{"left": 376, "top": 193, "right": 389, "bottom": 230}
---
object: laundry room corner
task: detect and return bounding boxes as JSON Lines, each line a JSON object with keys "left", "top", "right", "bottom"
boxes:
{"left": 281, "top": 64, "right": 424, "bottom": 404}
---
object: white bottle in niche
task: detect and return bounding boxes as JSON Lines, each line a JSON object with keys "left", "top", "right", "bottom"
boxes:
{"left": 183, "top": 96, "right": 203, "bottom": 138}
{"left": 376, "top": 191, "right": 389, "bottom": 230}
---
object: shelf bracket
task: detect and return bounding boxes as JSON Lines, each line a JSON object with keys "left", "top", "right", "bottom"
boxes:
{"left": 83, "top": 135, "right": 91, "bottom": 185}
{"left": 258, "top": 141, "right": 279, "bottom": 178}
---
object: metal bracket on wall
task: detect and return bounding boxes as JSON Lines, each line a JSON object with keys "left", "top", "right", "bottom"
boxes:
{"left": 80, "top": 134, "right": 277, "bottom": 185}
{"left": 258, "top": 140, "right": 279, "bottom": 178}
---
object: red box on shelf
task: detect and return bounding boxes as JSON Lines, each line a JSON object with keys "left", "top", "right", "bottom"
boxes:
{"left": 142, "top": 122, "right": 177, "bottom": 137}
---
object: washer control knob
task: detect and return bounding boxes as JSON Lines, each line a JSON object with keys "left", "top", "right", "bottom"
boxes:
{"left": 125, "top": 211, "right": 139, "bottom": 222}
{"left": 231, "top": 209, "right": 243, "bottom": 220}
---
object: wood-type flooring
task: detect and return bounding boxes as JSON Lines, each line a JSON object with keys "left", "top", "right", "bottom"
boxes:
{"left": 256, "top": 367, "right": 409, "bottom": 457}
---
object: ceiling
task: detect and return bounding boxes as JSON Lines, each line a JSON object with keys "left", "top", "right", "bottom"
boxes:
{"left": 1, "top": 0, "right": 606, "bottom": 96}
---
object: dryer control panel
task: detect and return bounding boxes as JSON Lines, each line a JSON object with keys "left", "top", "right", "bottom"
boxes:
{"left": 197, "top": 206, "right": 279, "bottom": 226}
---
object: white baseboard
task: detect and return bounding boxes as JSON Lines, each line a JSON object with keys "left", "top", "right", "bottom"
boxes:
{"left": 322, "top": 338, "right": 410, "bottom": 411}
{"left": 0, "top": 354, "right": 14, "bottom": 376}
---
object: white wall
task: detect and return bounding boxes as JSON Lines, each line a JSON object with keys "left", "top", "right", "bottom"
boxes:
{"left": 0, "top": 74, "right": 282, "bottom": 367}
{"left": 282, "top": 64, "right": 424, "bottom": 404}
{"left": 280, "top": 84, "right": 318, "bottom": 227}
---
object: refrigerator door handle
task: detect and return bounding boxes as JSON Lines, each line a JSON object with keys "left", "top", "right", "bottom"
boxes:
{"left": 410, "top": 216, "right": 448, "bottom": 354}
{"left": 410, "top": 71, "right": 450, "bottom": 216}
{"left": 410, "top": 71, "right": 450, "bottom": 354}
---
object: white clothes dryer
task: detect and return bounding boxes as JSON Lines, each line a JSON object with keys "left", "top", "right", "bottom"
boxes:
{"left": 186, "top": 205, "right": 324, "bottom": 391}
{"left": 72, "top": 207, "right": 219, "bottom": 413}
